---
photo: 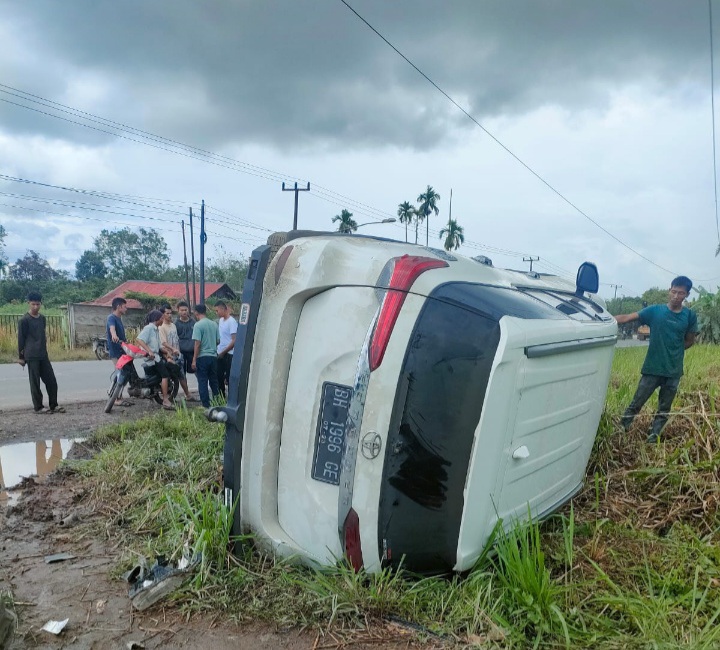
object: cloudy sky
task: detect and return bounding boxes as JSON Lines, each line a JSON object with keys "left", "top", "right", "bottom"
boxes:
{"left": 1, "top": 0, "right": 719, "bottom": 299}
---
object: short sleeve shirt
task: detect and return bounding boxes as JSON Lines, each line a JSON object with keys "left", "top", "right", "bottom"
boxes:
{"left": 192, "top": 318, "right": 220, "bottom": 358}
{"left": 159, "top": 321, "right": 180, "bottom": 351}
{"left": 218, "top": 315, "right": 238, "bottom": 355}
{"left": 638, "top": 305, "right": 698, "bottom": 378}
{"left": 175, "top": 317, "right": 196, "bottom": 353}
{"left": 137, "top": 323, "right": 161, "bottom": 355}
{"left": 106, "top": 313, "right": 126, "bottom": 358}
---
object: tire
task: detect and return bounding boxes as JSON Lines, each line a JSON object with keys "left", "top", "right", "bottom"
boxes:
{"left": 95, "top": 346, "right": 107, "bottom": 361}
{"left": 267, "top": 231, "right": 289, "bottom": 263}
{"left": 152, "top": 377, "right": 179, "bottom": 405}
{"left": 104, "top": 378, "right": 123, "bottom": 413}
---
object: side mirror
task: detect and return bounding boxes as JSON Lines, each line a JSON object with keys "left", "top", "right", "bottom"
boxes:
{"left": 576, "top": 262, "right": 599, "bottom": 296}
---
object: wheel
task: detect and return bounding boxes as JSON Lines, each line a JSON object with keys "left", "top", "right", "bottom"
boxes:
{"left": 267, "top": 231, "right": 289, "bottom": 262}
{"left": 169, "top": 376, "right": 180, "bottom": 400}
{"left": 104, "top": 378, "right": 123, "bottom": 413}
{"left": 152, "top": 377, "right": 179, "bottom": 405}
{"left": 95, "top": 346, "right": 107, "bottom": 361}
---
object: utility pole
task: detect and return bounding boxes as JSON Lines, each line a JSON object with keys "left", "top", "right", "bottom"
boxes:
{"left": 189, "top": 208, "right": 197, "bottom": 306}
{"left": 610, "top": 283, "right": 623, "bottom": 299}
{"left": 523, "top": 256, "right": 539, "bottom": 273}
{"left": 181, "top": 220, "right": 190, "bottom": 305}
{"left": 282, "top": 182, "right": 310, "bottom": 230}
{"left": 199, "top": 199, "right": 207, "bottom": 306}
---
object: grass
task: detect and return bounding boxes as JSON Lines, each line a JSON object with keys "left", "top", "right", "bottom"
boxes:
{"left": 65, "top": 345, "right": 720, "bottom": 648}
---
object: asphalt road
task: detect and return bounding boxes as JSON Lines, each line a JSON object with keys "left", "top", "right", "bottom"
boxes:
{"left": 0, "top": 359, "right": 198, "bottom": 411}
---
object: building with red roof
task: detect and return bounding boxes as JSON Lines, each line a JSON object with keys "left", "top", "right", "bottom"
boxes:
{"left": 68, "top": 281, "right": 236, "bottom": 346}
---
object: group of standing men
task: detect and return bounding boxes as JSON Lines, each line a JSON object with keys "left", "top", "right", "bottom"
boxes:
{"left": 107, "top": 298, "right": 238, "bottom": 408}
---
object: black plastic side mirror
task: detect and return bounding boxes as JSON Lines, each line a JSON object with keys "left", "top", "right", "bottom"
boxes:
{"left": 576, "top": 262, "right": 599, "bottom": 296}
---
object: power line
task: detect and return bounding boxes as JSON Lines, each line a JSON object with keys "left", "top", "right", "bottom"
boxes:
{"left": 338, "top": 0, "right": 681, "bottom": 277}
{"left": 0, "top": 84, "right": 676, "bottom": 284}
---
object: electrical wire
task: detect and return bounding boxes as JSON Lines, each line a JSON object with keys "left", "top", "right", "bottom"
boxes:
{"left": 338, "top": 0, "right": 682, "bottom": 277}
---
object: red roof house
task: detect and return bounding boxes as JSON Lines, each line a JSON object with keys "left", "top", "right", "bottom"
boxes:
{"left": 84, "top": 281, "right": 236, "bottom": 309}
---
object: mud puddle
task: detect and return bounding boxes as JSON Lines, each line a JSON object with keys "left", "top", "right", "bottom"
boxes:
{"left": 0, "top": 437, "right": 82, "bottom": 505}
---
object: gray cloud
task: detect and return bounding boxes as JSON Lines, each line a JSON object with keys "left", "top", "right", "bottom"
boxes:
{"left": 0, "top": 0, "right": 708, "bottom": 152}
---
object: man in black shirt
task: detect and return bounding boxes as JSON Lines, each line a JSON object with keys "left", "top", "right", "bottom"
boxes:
{"left": 17, "top": 291, "right": 65, "bottom": 413}
{"left": 175, "top": 300, "right": 196, "bottom": 375}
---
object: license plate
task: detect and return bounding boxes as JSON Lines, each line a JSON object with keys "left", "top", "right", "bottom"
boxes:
{"left": 311, "top": 382, "right": 353, "bottom": 485}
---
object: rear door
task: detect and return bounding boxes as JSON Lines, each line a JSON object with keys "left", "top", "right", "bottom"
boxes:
{"left": 276, "top": 286, "right": 378, "bottom": 563}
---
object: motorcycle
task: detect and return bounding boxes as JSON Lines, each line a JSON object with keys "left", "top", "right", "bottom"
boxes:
{"left": 92, "top": 336, "right": 109, "bottom": 360}
{"left": 104, "top": 342, "right": 179, "bottom": 413}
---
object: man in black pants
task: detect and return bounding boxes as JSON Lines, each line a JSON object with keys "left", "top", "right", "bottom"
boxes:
{"left": 17, "top": 291, "right": 65, "bottom": 414}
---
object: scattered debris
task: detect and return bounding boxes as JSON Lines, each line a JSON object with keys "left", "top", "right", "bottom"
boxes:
{"left": 60, "top": 512, "right": 80, "bottom": 526}
{"left": 95, "top": 599, "right": 107, "bottom": 614}
{"left": 126, "top": 642, "right": 145, "bottom": 649}
{"left": 41, "top": 618, "right": 69, "bottom": 635}
{"left": 126, "top": 554, "right": 200, "bottom": 611}
{"left": 44, "top": 552, "right": 76, "bottom": 564}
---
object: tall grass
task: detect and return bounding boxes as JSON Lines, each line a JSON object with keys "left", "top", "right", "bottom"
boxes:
{"left": 68, "top": 344, "right": 720, "bottom": 647}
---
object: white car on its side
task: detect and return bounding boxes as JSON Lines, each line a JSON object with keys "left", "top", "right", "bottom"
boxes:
{"left": 211, "top": 231, "right": 616, "bottom": 575}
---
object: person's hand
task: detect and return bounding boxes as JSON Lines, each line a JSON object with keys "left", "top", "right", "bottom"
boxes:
{"left": 17, "top": 359, "right": 26, "bottom": 367}
{"left": 168, "top": 358, "right": 176, "bottom": 365}
{"left": 218, "top": 350, "right": 225, "bottom": 358}
{"left": 112, "top": 334, "right": 120, "bottom": 343}
{"left": 191, "top": 359, "right": 197, "bottom": 371}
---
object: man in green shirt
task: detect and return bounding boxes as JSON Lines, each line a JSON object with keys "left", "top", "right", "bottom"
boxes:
{"left": 191, "top": 304, "right": 220, "bottom": 408}
{"left": 615, "top": 276, "right": 698, "bottom": 443}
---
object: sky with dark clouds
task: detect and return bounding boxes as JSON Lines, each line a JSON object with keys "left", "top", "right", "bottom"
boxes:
{"left": 1, "top": 0, "right": 719, "bottom": 297}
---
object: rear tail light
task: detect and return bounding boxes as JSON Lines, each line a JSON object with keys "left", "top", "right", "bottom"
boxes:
{"left": 342, "top": 508, "right": 363, "bottom": 572}
{"left": 369, "top": 255, "right": 448, "bottom": 371}
{"left": 273, "top": 245, "right": 294, "bottom": 285}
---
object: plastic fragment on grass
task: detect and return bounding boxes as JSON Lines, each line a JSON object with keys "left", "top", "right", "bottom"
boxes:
{"left": 126, "top": 554, "right": 201, "bottom": 611}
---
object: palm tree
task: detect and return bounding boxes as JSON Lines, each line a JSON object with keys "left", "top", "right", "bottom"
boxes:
{"left": 439, "top": 219, "right": 465, "bottom": 251}
{"left": 332, "top": 209, "right": 358, "bottom": 234}
{"left": 397, "top": 201, "right": 415, "bottom": 243}
{"left": 417, "top": 186, "right": 441, "bottom": 246}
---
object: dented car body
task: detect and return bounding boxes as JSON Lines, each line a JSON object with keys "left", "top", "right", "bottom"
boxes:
{"left": 215, "top": 231, "right": 617, "bottom": 574}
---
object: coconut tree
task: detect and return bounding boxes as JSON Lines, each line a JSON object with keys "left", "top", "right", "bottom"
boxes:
{"left": 332, "top": 209, "right": 358, "bottom": 234}
{"left": 417, "top": 186, "right": 441, "bottom": 246}
{"left": 439, "top": 219, "right": 465, "bottom": 251}
{"left": 397, "top": 201, "right": 415, "bottom": 243}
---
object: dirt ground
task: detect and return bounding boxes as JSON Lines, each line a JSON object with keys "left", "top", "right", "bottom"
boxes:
{"left": 0, "top": 404, "right": 438, "bottom": 650}
{"left": 0, "top": 400, "right": 167, "bottom": 447}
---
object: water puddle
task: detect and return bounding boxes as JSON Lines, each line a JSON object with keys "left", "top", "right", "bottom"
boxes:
{"left": 0, "top": 438, "right": 83, "bottom": 506}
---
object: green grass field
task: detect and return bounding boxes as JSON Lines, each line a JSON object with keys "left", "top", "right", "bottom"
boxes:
{"left": 68, "top": 345, "right": 720, "bottom": 648}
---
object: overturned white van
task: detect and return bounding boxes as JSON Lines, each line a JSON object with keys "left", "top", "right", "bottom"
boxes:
{"left": 211, "top": 232, "right": 616, "bottom": 574}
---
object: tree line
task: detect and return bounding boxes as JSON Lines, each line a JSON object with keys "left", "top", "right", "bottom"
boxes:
{"left": 0, "top": 225, "right": 248, "bottom": 309}
{"left": 331, "top": 185, "right": 466, "bottom": 252}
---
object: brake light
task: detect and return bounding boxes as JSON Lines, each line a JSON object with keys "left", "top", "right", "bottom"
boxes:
{"left": 369, "top": 255, "right": 448, "bottom": 371}
{"left": 343, "top": 508, "right": 363, "bottom": 572}
{"left": 273, "top": 245, "right": 294, "bottom": 285}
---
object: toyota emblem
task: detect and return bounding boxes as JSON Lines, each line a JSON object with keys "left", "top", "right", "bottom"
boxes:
{"left": 361, "top": 432, "right": 382, "bottom": 459}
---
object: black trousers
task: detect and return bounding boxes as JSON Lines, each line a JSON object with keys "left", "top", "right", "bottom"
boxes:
{"left": 216, "top": 354, "right": 233, "bottom": 398}
{"left": 26, "top": 357, "right": 58, "bottom": 411}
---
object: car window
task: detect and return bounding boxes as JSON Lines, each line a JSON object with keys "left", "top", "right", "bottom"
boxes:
{"left": 429, "top": 282, "right": 566, "bottom": 321}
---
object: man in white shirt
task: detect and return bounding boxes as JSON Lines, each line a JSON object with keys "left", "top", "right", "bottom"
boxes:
{"left": 214, "top": 301, "right": 238, "bottom": 398}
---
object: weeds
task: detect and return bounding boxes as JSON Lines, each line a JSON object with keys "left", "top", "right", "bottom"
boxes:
{"left": 68, "top": 344, "right": 720, "bottom": 648}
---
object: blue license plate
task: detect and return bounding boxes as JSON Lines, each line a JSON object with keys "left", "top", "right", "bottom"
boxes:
{"left": 311, "top": 382, "right": 353, "bottom": 485}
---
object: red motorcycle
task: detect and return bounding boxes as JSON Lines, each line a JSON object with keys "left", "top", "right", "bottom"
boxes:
{"left": 104, "top": 343, "right": 179, "bottom": 413}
